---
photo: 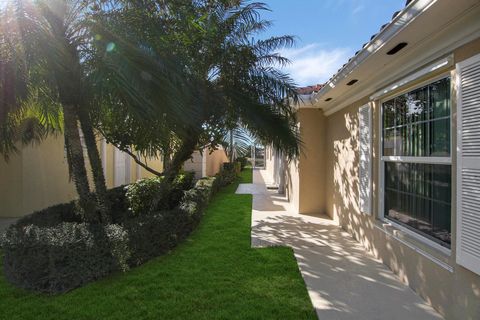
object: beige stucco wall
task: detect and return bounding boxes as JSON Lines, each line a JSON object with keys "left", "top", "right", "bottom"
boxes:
{"left": 135, "top": 154, "right": 163, "bottom": 181}
{"left": 264, "top": 146, "right": 282, "bottom": 188}
{"left": 205, "top": 148, "right": 228, "bottom": 177}
{"left": 264, "top": 146, "right": 275, "bottom": 182}
{"left": 322, "top": 38, "right": 480, "bottom": 319}
{"left": 183, "top": 150, "right": 203, "bottom": 179}
{"left": 102, "top": 141, "right": 163, "bottom": 188}
{"left": 282, "top": 109, "right": 327, "bottom": 214}
{"left": 0, "top": 135, "right": 76, "bottom": 218}
{"left": 182, "top": 148, "right": 228, "bottom": 179}
{"left": 270, "top": 109, "right": 327, "bottom": 215}
{"left": 297, "top": 109, "right": 327, "bottom": 215}
{"left": 285, "top": 157, "right": 300, "bottom": 213}
{"left": 0, "top": 136, "right": 163, "bottom": 218}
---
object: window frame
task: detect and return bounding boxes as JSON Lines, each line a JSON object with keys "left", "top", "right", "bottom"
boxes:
{"left": 378, "top": 72, "right": 453, "bottom": 255}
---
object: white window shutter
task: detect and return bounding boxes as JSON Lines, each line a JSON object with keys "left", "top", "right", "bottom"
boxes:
{"left": 358, "top": 104, "right": 372, "bottom": 215}
{"left": 456, "top": 53, "right": 480, "bottom": 276}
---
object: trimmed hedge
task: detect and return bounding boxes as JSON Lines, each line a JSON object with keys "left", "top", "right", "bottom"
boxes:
{"left": 125, "top": 171, "right": 195, "bottom": 215}
{"left": 1, "top": 169, "right": 229, "bottom": 294}
{"left": 2, "top": 223, "right": 129, "bottom": 293}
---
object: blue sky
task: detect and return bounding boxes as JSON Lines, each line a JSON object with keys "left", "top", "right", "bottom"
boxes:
{"left": 260, "top": 0, "right": 406, "bottom": 86}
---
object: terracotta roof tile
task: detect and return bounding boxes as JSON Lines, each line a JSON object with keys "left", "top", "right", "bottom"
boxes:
{"left": 296, "top": 84, "right": 324, "bottom": 95}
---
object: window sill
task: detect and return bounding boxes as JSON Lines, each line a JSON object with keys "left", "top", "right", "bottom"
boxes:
{"left": 374, "top": 218, "right": 454, "bottom": 273}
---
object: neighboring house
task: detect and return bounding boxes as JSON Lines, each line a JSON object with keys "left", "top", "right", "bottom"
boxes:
{"left": 183, "top": 147, "right": 229, "bottom": 179}
{"left": 266, "top": 0, "right": 480, "bottom": 319}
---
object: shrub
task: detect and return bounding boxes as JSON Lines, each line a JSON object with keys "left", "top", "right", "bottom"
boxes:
{"left": 14, "top": 202, "right": 80, "bottom": 228}
{"left": 123, "top": 212, "right": 172, "bottom": 266}
{"left": 236, "top": 156, "right": 248, "bottom": 170}
{"left": 167, "top": 171, "right": 196, "bottom": 209}
{"left": 1, "top": 172, "right": 221, "bottom": 294}
{"left": 2, "top": 223, "right": 129, "bottom": 294}
{"left": 234, "top": 161, "right": 241, "bottom": 174}
{"left": 125, "top": 177, "right": 166, "bottom": 215}
{"left": 125, "top": 179, "right": 209, "bottom": 267}
{"left": 217, "top": 162, "right": 238, "bottom": 186}
{"left": 174, "top": 171, "right": 195, "bottom": 190}
{"left": 125, "top": 172, "right": 196, "bottom": 216}
{"left": 195, "top": 177, "right": 217, "bottom": 196}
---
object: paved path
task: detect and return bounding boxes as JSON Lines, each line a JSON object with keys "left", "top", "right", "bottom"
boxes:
{"left": 236, "top": 169, "right": 443, "bottom": 320}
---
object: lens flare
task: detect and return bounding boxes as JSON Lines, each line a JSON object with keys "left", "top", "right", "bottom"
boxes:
{"left": 106, "top": 42, "right": 116, "bottom": 52}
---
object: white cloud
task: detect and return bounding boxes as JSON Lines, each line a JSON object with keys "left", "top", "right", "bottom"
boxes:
{"left": 352, "top": 4, "right": 365, "bottom": 15}
{"left": 278, "top": 44, "right": 352, "bottom": 87}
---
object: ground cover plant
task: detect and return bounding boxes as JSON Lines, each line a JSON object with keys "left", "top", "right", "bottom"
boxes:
{"left": 0, "top": 169, "right": 316, "bottom": 319}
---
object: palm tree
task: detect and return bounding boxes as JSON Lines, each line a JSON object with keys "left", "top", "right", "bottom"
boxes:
{"left": 91, "top": 0, "right": 301, "bottom": 182}
{"left": 223, "top": 127, "right": 252, "bottom": 163}
{"left": 0, "top": 0, "right": 110, "bottom": 222}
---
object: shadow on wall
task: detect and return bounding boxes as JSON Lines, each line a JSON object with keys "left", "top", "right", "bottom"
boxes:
{"left": 284, "top": 160, "right": 295, "bottom": 205}
{"left": 329, "top": 107, "right": 480, "bottom": 318}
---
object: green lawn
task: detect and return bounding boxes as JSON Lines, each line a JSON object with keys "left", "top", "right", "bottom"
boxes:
{"left": 0, "top": 169, "right": 315, "bottom": 320}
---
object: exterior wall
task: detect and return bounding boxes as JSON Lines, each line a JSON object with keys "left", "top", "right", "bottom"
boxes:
{"left": 183, "top": 148, "right": 228, "bottom": 179}
{"left": 183, "top": 151, "right": 204, "bottom": 179}
{"left": 323, "top": 38, "right": 480, "bottom": 319}
{"left": 0, "top": 136, "right": 163, "bottom": 218}
{"left": 205, "top": 148, "right": 228, "bottom": 177}
{"left": 135, "top": 154, "right": 164, "bottom": 180}
{"left": 0, "top": 135, "right": 76, "bottom": 218}
{"left": 263, "top": 146, "right": 285, "bottom": 189}
{"left": 275, "top": 108, "right": 328, "bottom": 214}
{"left": 297, "top": 109, "right": 327, "bottom": 215}
{"left": 285, "top": 158, "right": 300, "bottom": 213}
{"left": 264, "top": 146, "right": 275, "bottom": 183}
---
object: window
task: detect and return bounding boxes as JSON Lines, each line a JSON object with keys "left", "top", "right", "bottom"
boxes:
{"left": 381, "top": 77, "right": 451, "bottom": 248}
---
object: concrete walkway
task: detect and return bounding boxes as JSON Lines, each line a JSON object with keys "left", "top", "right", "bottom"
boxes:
{"left": 236, "top": 169, "right": 443, "bottom": 320}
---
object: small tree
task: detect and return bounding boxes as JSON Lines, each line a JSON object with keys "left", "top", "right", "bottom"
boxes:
{"left": 91, "top": 0, "right": 301, "bottom": 181}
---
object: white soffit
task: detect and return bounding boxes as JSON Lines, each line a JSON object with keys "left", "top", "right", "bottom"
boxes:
{"left": 370, "top": 55, "right": 453, "bottom": 100}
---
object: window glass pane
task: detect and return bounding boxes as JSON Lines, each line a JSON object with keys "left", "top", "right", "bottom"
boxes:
{"left": 430, "top": 78, "right": 450, "bottom": 119}
{"left": 384, "top": 162, "right": 451, "bottom": 247}
{"left": 395, "top": 96, "right": 407, "bottom": 127}
{"left": 405, "top": 86, "right": 429, "bottom": 123}
{"left": 381, "top": 77, "right": 450, "bottom": 157}
{"left": 431, "top": 118, "right": 450, "bottom": 156}
{"left": 383, "top": 128, "right": 395, "bottom": 156}
{"left": 411, "top": 122, "right": 428, "bottom": 156}
{"left": 394, "top": 123, "right": 408, "bottom": 156}
{"left": 383, "top": 100, "right": 395, "bottom": 129}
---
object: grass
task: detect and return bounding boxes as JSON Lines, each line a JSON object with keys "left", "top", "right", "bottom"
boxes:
{"left": 0, "top": 169, "right": 315, "bottom": 320}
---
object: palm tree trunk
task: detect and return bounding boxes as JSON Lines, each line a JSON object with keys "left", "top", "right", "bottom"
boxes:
{"left": 78, "top": 110, "right": 111, "bottom": 223}
{"left": 63, "top": 105, "right": 98, "bottom": 223}
{"left": 229, "top": 129, "right": 234, "bottom": 162}
{"left": 163, "top": 131, "right": 200, "bottom": 183}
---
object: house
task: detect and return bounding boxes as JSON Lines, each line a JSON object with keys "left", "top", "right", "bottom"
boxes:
{"left": 265, "top": 0, "right": 480, "bottom": 318}
{"left": 0, "top": 135, "right": 226, "bottom": 219}
{"left": 182, "top": 147, "right": 229, "bottom": 179}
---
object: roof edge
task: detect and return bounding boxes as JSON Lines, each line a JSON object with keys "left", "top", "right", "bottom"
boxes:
{"left": 313, "top": 0, "right": 437, "bottom": 101}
